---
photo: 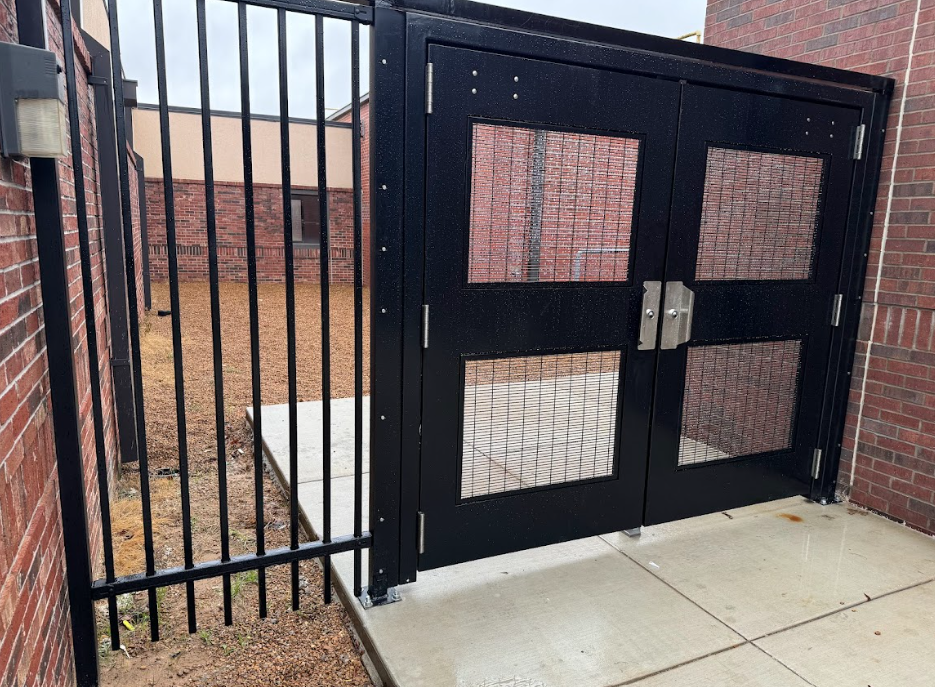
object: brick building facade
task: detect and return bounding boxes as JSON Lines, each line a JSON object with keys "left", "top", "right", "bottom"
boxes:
{"left": 145, "top": 180, "right": 358, "bottom": 283}
{"left": 135, "top": 103, "right": 371, "bottom": 286}
{"left": 0, "top": 0, "right": 134, "bottom": 683}
{"left": 705, "top": 0, "right": 935, "bottom": 534}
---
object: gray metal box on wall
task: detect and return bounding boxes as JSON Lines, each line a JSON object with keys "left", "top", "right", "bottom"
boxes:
{"left": 0, "top": 41, "right": 67, "bottom": 158}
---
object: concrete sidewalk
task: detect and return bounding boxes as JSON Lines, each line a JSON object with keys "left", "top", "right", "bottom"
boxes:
{"left": 250, "top": 399, "right": 935, "bottom": 687}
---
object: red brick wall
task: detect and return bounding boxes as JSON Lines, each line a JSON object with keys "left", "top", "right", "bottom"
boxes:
{"left": 335, "top": 100, "right": 371, "bottom": 287}
{"left": 129, "top": 148, "right": 146, "bottom": 315}
{"left": 706, "top": 0, "right": 935, "bottom": 533}
{"left": 1, "top": 0, "right": 122, "bottom": 683}
{"left": 145, "top": 180, "right": 359, "bottom": 284}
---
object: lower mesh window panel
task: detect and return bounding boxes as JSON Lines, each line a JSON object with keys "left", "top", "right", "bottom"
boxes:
{"left": 461, "top": 351, "right": 621, "bottom": 499}
{"left": 678, "top": 340, "right": 803, "bottom": 466}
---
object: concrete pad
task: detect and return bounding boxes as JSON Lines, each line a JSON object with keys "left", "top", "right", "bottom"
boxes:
{"left": 247, "top": 397, "right": 369, "bottom": 485}
{"left": 298, "top": 477, "right": 744, "bottom": 687}
{"left": 602, "top": 497, "right": 935, "bottom": 639}
{"left": 756, "top": 581, "right": 935, "bottom": 687}
{"left": 630, "top": 644, "right": 811, "bottom": 687}
{"left": 298, "top": 475, "right": 371, "bottom": 581}
{"left": 342, "top": 538, "right": 743, "bottom": 687}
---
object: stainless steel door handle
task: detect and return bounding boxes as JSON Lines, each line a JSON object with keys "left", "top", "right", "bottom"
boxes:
{"left": 638, "top": 281, "right": 662, "bottom": 351}
{"left": 660, "top": 281, "right": 694, "bottom": 350}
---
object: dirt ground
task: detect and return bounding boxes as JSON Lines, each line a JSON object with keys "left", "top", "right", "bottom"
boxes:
{"left": 98, "top": 282, "right": 374, "bottom": 687}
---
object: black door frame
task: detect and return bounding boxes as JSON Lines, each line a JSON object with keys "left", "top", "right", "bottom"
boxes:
{"left": 369, "top": 0, "right": 894, "bottom": 596}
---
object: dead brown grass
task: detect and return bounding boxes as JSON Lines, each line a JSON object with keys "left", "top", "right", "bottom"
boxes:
{"left": 99, "top": 282, "right": 373, "bottom": 687}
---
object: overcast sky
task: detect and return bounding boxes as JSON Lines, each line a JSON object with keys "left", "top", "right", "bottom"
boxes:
{"left": 117, "top": 0, "right": 706, "bottom": 119}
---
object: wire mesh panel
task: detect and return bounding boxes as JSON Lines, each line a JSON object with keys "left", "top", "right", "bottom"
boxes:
{"left": 695, "top": 147, "right": 825, "bottom": 281}
{"left": 467, "top": 122, "right": 640, "bottom": 284}
{"left": 461, "top": 351, "right": 621, "bottom": 499}
{"left": 678, "top": 340, "right": 803, "bottom": 466}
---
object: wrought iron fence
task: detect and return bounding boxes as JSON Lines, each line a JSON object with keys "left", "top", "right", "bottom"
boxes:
{"left": 52, "top": 0, "right": 373, "bottom": 682}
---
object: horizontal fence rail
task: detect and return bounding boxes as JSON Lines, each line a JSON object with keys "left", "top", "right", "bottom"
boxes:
{"left": 52, "top": 0, "right": 373, "bottom": 682}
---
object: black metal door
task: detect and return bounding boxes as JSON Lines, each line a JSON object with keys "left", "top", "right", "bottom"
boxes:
{"left": 643, "top": 86, "right": 861, "bottom": 524}
{"left": 418, "top": 45, "right": 679, "bottom": 570}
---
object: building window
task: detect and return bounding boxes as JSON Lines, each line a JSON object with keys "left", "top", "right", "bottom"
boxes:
{"left": 291, "top": 191, "right": 321, "bottom": 246}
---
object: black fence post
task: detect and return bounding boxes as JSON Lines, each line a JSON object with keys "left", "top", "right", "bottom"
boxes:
{"left": 86, "top": 34, "right": 140, "bottom": 464}
{"left": 32, "top": 160, "right": 101, "bottom": 687}
{"left": 368, "top": 4, "right": 407, "bottom": 603}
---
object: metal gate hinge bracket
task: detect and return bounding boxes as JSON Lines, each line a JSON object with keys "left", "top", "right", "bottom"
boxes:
{"left": 812, "top": 448, "right": 823, "bottom": 480}
{"left": 421, "top": 305, "right": 430, "bottom": 348}
{"left": 851, "top": 124, "right": 866, "bottom": 160}
{"left": 417, "top": 511, "right": 426, "bottom": 554}
{"left": 358, "top": 585, "right": 402, "bottom": 609}
{"left": 831, "top": 294, "right": 844, "bottom": 327}
{"left": 426, "top": 62, "right": 434, "bottom": 114}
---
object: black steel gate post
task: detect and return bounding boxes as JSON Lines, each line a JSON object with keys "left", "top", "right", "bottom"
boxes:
{"left": 86, "top": 34, "right": 140, "bottom": 464}
{"left": 368, "top": 4, "right": 408, "bottom": 604}
{"left": 812, "top": 86, "right": 895, "bottom": 504}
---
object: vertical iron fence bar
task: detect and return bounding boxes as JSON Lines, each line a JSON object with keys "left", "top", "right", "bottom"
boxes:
{"left": 238, "top": 1, "right": 269, "bottom": 617}
{"left": 350, "top": 20, "right": 364, "bottom": 598}
{"left": 314, "top": 12, "right": 333, "bottom": 605}
{"left": 276, "top": 8, "right": 302, "bottom": 612}
{"left": 60, "top": 0, "right": 122, "bottom": 649}
{"left": 152, "top": 0, "right": 197, "bottom": 634}
{"left": 196, "top": 0, "right": 234, "bottom": 626}
{"left": 106, "top": 0, "right": 160, "bottom": 640}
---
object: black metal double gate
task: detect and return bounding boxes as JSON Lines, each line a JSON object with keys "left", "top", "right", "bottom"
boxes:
{"left": 370, "top": 1, "right": 893, "bottom": 587}
{"left": 46, "top": 0, "right": 892, "bottom": 682}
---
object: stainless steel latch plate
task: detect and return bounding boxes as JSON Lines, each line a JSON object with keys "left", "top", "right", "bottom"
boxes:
{"left": 660, "top": 281, "right": 695, "bottom": 350}
{"left": 638, "top": 281, "right": 662, "bottom": 351}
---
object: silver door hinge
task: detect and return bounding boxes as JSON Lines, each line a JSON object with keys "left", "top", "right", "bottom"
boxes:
{"left": 811, "top": 448, "right": 823, "bottom": 480}
{"left": 417, "top": 511, "right": 426, "bottom": 554}
{"left": 831, "top": 294, "right": 844, "bottom": 327}
{"left": 421, "top": 304, "right": 430, "bottom": 348}
{"left": 851, "top": 124, "right": 866, "bottom": 160}
{"left": 426, "top": 62, "right": 434, "bottom": 114}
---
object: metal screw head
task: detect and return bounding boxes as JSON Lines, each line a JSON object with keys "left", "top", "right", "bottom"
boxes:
{"left": 472, "top": 70, "right": 478, "bottom": 76}
{"left": 645, "top": 309, "right": 655, "bottom": 319}
{"left": 379, "top": 569, "right": 384, "bottom": 574}
{"left": 668, "top": 309, "right": 679, "bottom": 319}
{"left": 379, "top": 517, "right": 385, "bottom": 522}
{"left": 471, "top": 88, "right": 477, "bottom": 94}
{"left": 382, "top": 58, "right": 387, "bottom": 65}
{"left": 380, "top": 415, "right": 385, "bottom": 420}
{"left": 513, "top": 93, "right": 518, "bottom": 99}
{"left": 381, "top": 184, "right": 387, "bottom": 190}
{"left": 381, "top": 308, "right": 386, "bottom": 313}
{"left": 514, "top": 76, "right": 519, "bottom": 82}
{"left": 381, "top": 246, "right": 387, "bottom": 252}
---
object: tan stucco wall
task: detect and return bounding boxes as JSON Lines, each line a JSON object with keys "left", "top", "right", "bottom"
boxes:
{"left": 80, "top": 0, "right": 111, "bottom": 50}
{"left": 132, "top": 108, "right": 354, "bottom": 188}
